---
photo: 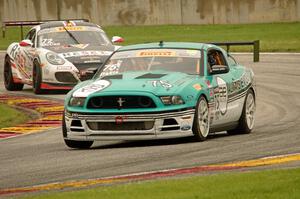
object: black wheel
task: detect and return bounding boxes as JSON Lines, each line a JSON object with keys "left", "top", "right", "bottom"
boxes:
{"left": 228, "top": 89, "right": 256, "bottom": 135}
{"left": 192, "top": 96, "right": 210, "bottom": 141}
{"left": 4, "top": 56, "right": 24, "bottom": 91}
{"left": 62, "top": 112, "right": 93, "bottom": 149}
{"left": 33, "top": 60, "right": 45, "bottom": 94}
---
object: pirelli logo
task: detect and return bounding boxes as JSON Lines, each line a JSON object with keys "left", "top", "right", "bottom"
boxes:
{"left": 137, "top": 51, "right": 176, "bottom": 57}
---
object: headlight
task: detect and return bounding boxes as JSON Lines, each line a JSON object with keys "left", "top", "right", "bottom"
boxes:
{"left": 69, "top": 97, "right": 86, "bottom": 107}
{"left": 46, "top": 52, "right": 65, "bottom": 65}
{"left": 160, "top": 96, "right": 184, "bottom": 105}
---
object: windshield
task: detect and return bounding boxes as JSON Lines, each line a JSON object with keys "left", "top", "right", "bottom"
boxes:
{"left": 37, "top": 26, "right": 111, "bottom": 47}
{"left": 96, "top": 49, "right": 201, "bottom": 78}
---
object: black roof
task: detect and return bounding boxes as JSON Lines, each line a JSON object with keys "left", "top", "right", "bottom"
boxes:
{"left": 40, "top": 21, "right": 99, "bottom": 29}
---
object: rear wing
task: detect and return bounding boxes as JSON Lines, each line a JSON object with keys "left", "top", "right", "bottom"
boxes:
{"left": 2, "top": 19, "right": 89, "bottom": 39}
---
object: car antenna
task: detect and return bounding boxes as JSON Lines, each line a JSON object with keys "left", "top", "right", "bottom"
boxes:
{"left": 159, "top": 40, "right": 164, "bottom": 47}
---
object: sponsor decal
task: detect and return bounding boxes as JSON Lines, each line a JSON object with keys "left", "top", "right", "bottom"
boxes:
{"left": 100, "top": 60, "right": 122, "bottom": 77}
{"left": 56, "top": 26, "right": 85, "bottom": 32}
{"left": 209, "top": 88, "right": 214, "bottom": 97}
{"left": 72, "top": 80, "right": 111, "bottom": 97}
{"left": 137, "top": 50, "right": 176, "bottom": 57}
{"left": 206, "top": 80, "right": 212, "bottom": 88}
{"left": 148, "top": 80, "right": 173, "bottom": 89}
{"left": 181, "top": 125, "right": 191, "bottom": 131}
{"left": 193, "top": 83, "right": 202, "bottom": 91}
{"left": 214, "top": 77, "right": 228, "bottom": 118}
{"left": 70, "top": 44, "right": 89, "bottom": 49}
{"left": 41, "top": 39, "right": 60, "bottom": 47}
{"left": 60, "top": 50, "right": 112, "bottom": 58}
{"left": 115, "top": 116, "right": 124, "bottom": 124}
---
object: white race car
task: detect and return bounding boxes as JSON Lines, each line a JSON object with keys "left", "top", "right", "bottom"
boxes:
{"left": 4, "top": 20, "right": 123, "bottom": 94}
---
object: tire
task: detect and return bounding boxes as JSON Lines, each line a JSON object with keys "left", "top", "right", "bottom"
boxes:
{"left": 227, "top": 89, "right": 256, "bottom": 135}
{"left": 62, "top": 112, "right": 93, "bottom": 149}
{"left": 192, "top": 96, "right": 210, "bottom": 141}
{"left": 33, "top": 60, "right": 45, "bottom": 94}
{"left": 4, "top": 56, "right": 24, "bottom": 91}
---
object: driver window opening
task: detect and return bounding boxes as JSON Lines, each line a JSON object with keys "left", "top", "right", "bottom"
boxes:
{"left": 207, "top": 49, "right": 227, "bottom": 73}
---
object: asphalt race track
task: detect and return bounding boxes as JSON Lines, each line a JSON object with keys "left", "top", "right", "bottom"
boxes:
{"left": 0, "top": 52, "right": 300, "bottom": 190}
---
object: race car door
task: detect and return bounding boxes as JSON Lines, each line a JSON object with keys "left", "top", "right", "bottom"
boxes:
{"left": 206, "top": 48, "right": 241, "bottom": 126}
{"left": 18, "top": 28, "right": 37, "bottom": 83}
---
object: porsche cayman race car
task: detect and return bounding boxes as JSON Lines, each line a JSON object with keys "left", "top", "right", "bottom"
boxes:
{"left": 63, "top": 42, "right": 256, "bottom": 149}
{"left": 4, "top": 20, "right": 123, "bottom": 94}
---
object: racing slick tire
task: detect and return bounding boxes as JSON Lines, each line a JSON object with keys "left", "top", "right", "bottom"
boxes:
{"left": 4, "top": 56, "right": 24, "bottom": 91}
{"left": 33, "top": 60, "right": 45, "bottom": 94}
{"left": 62, "top": 112, "right": 93, "bottom": 149}
{"left": 193, "top": 96, "right": 210, "bottom": 141}
{"left": 227, "top": 89, "right": 256, "bottom": 135}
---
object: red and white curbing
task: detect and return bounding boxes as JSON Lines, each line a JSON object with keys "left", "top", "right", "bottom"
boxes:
{"left": 0, "top": 93, "right": 63, "bottom": 139}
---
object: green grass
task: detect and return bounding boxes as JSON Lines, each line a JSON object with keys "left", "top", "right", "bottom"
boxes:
{"left": 1, "top": 22, "right": 300, "bottom": 52}
{"left": 19, "top": 168, "right": 300, "bottom": 199}
{"left": 0, "top": 104, "right": 29, "bottom": 128}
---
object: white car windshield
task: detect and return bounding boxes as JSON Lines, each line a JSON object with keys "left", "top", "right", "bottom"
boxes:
{"left": 37, "top": 26, "right": 111, "bottom": 47}
{"left": 98, "top": 49, "right": 201, "bottom": 78}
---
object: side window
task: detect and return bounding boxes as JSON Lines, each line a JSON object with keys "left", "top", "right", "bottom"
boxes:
{"left": 207, "top": 49, "right": 228, "bottom": 74}
{"left": 227, "top": 54, "right": 237, "bottom": 66}
{"left": 25, "top": 29, "right": 36, "bottom": 46}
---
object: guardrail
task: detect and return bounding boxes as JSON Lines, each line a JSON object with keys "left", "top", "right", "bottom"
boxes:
{"left": 2, "top": 19, "right": 89, "bottom": 39}
{"left": 210, "top": 40, "right": 260, "bottom": 62}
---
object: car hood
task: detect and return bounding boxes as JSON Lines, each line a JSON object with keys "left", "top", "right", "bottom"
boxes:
{"left": 72, "top": 71, "right": 200, "bottom": 98}
{"left": 45, "top": 45, "right": 114, "bottom": 67}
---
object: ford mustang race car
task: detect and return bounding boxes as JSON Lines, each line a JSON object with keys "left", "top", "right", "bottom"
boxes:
{"left": 4, "top": 20, "right": 123, "bottom": 94}
{"left": 63, "top": 42, "right": 256, "bottom": 149}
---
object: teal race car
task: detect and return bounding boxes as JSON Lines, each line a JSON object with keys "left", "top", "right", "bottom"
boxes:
{"left": 63, "top": 42, "right": 256, "bottom": 149}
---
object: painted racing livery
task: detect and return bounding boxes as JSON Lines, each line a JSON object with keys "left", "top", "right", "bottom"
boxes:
{"left": 63, "top": 42, "right": 256, "bottom": 149}
{"left": 4, "top": 20, "right": 123, "bottom": 94}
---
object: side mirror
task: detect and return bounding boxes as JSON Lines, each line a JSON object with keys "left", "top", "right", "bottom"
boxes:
{"left": 210, "top": 65, "right": 229, "bottom": 75}
{"left": 111, "top": 36, "right": 124, "bottom": 43}
{"left": 19, "top": 39, "right": 33, "bottom": 47}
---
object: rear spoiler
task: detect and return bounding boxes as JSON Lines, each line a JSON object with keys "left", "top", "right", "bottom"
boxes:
{"left": 2, "top": 19, "right": 89, "bottom": 39}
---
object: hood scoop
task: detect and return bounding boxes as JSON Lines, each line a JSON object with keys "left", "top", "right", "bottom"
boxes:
{"left": 101, "top": 74, "right": 123, "bottom": 80}
{"left": 135, "top": 73, "right": 166, "bottom": 79}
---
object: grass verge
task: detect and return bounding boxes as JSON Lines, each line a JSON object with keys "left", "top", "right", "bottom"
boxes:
{"left": 0, "top": 104, "right": 29, "bottom": 128}
{"left": 19, "top": 167, "right": 300, "bottom": 199}
{"left": 1, "top": 22, "right": 300, "bottom": 52}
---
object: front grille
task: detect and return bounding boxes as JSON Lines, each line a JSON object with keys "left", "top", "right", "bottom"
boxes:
{"left": 55, "top": 72, "right": 78, "bottom": 83}
{"left": 87, "top": 96, "right": 156, "bottom": 109}
{"left": 87, "top": 121, "right": 154, "bottom": 131}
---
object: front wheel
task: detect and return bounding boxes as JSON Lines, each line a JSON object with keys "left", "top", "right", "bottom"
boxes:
{"left": 62, "top": 112, "right": 93, "bottom": 149}
{"left": 4, "top": 56, "right": 24, "bottom": 91}
{"left": 228, "top": 89, "right": 256, "bottom": 135}
{"left": 33, "top": 61, "right": 45, "bottom": 94}
{"left": 192, "top": 96, "right": 210, "bottom": 141}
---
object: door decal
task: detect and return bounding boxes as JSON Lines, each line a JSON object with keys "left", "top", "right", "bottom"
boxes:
{"left": 215, "top": 77, "right": 228, "bottom": 116}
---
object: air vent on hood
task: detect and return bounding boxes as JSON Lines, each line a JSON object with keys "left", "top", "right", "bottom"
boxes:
{"left": 135, "top": 73, "right": 166, "bottom": 79}
{"left": 101, "top": 74, "right": 123, "bottom": 80}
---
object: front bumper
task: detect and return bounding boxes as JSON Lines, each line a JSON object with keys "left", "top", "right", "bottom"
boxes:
{"left": 64, "top": 109, "right": 195, "bottom": 141}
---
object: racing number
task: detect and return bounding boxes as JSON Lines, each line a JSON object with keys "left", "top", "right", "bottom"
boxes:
{"left": 10, "top": 44, "right": 19, "bottom": 59}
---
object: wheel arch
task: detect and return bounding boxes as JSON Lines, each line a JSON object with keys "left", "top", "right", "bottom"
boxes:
{"left": 248, "top": 86, "right": 256, "bottom": 100}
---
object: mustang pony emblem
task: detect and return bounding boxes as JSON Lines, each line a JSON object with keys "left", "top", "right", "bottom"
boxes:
{"left": 117, "top": 97, "right": 126, "bottom": 107}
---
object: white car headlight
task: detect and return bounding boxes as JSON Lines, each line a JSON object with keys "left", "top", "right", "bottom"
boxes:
{"left": 46, "top": 52, "right": 65, "bottom": 65}
{"left": 69, "top": 97, "right": 86, "bottom": 107}
{"left": 160, "top": 96, "right": 184, "bottom": 105}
